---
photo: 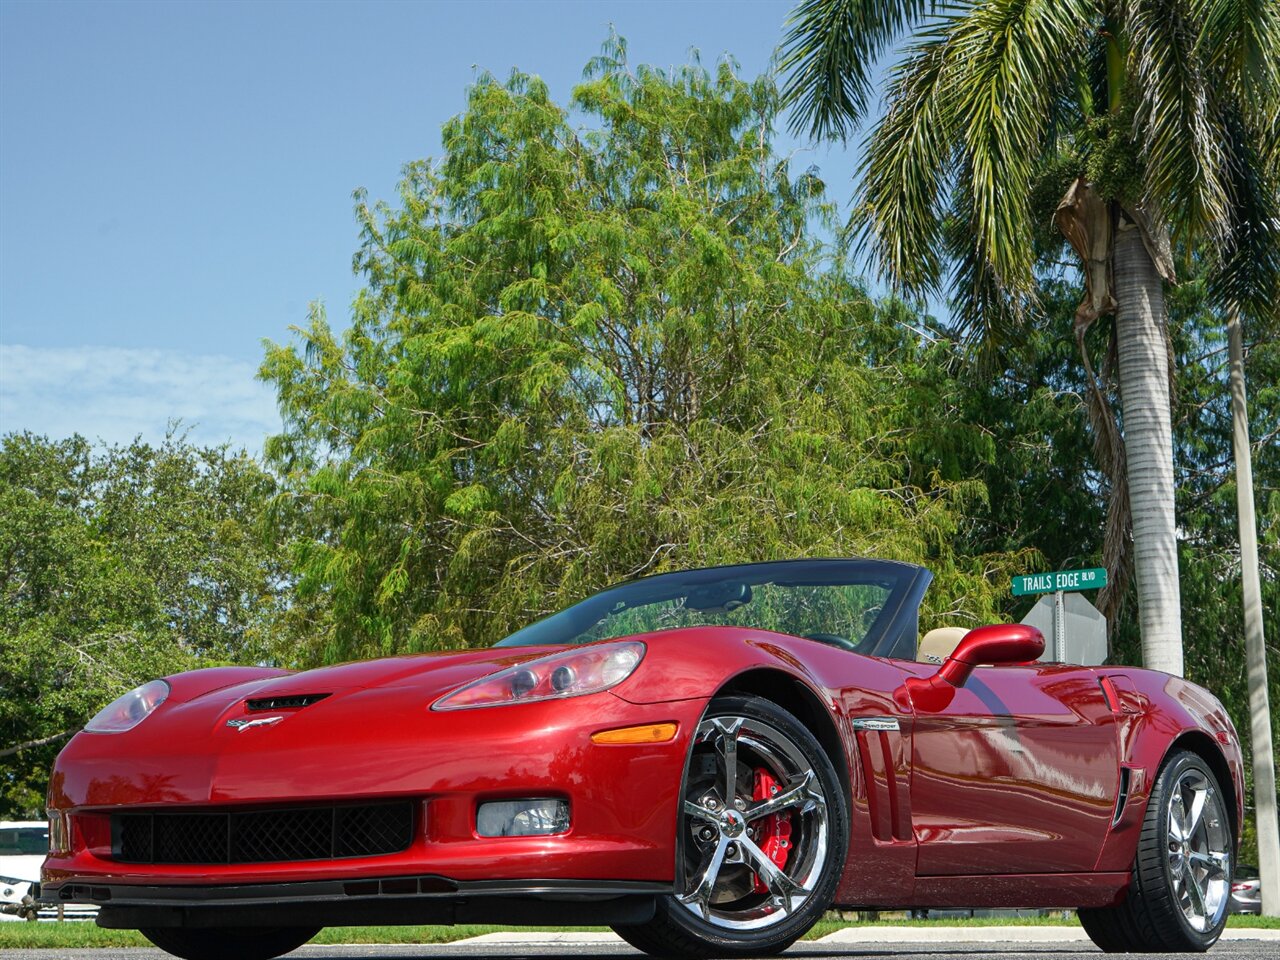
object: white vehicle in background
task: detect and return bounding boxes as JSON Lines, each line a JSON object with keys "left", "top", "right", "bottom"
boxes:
{"left": 0, "top": 821, "right": 47, "bottom": 921}
{"left": 0, "top": 821, "right": 95, "bottom": 921}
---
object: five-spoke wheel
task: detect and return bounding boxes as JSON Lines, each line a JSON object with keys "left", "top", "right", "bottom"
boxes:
{"left": 1165, "top": 765, "right": 1232, "bottom": 933}
{"left": 614, "top": 695, "right": 848, "bottom": 958}
{"left": 1079, "top": 749, "right": 1234, "bottom": 953}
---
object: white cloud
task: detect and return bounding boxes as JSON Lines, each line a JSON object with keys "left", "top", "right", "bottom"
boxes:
{"left": 0, "top": 344, "right": 281, "bottom": 453}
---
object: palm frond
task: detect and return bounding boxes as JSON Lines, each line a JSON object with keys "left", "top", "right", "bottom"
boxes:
{"left": 852, "top": 23, "right": 958, "bottom": 293}
{"left": 944, "top": 0, "right": 1097, "bottom": 305}
{"left": 779, "top": 0, "right": 937, "bottom": 139}
{"left": 943, "top": 156, "right": 1034, "bottom": 355}
{"left": 1123, "top": 0, "right": 1231, "bottom": 236}
{"left": 1207, "top": 102, "right": 1280, "bottom": 320}
{"left": 1192, "top": 0, "right": 1280, "bottom": 97}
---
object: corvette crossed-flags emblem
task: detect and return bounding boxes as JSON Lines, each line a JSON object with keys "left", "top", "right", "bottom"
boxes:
{"left": 226, "top": 715, "right": 285, "bottom": 732}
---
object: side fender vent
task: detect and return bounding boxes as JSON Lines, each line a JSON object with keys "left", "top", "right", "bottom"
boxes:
{"left": 1112, "top": 766, "right": 1132, "bottom": 827}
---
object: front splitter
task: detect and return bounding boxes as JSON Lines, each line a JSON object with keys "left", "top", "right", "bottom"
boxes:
{"left": 42, "top": 876, "right": 669, "bottom": 929}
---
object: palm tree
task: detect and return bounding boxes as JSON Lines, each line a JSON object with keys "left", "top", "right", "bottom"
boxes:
{"left": 779, "top": 0, "right": 1278, "bottom": 912}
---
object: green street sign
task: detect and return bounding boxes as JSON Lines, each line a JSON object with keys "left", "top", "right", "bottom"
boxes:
{"left": 1012, "top": 567, "right": 1108, "bottom": 596}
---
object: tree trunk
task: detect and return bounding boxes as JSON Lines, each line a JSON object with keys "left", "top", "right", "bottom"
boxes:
{"left": 1112, "top": 217, "right": 1182, "bottom": 675}
{"left": 1227, "top": 307, "right": 1279, "bottom": 916}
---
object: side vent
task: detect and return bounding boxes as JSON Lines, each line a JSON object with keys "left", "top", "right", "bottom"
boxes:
{"left": 1112, "top": 766, "right": 1132, "bottom": 827}
{"left": 246, "top": 693, "right": 331, "bottom": 711}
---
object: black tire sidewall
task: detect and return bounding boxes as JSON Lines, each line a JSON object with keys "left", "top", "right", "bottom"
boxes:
{"left": 651, "top": 693, "right": 850, "bottom": 955}
{"left": 139, "top": 926, "right": 320, "bottom": 960}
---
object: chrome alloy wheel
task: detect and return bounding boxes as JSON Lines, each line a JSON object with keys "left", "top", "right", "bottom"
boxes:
{"left": 678, "top": 714, "right": 829, "bottom": 930}
{"left": 1165, "top": 767, "right": 1231, "bottom": 933}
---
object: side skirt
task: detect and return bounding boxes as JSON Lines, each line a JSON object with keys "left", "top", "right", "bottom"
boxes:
{"left": 837, "top": 872, "right": 1130, "bottom": 911}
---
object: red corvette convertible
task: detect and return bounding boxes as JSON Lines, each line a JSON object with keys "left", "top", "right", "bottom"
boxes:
{"left": 41, "top": 559, "right": 1241, "bottom": 959}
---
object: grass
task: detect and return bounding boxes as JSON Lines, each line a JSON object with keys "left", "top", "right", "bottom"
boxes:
{"left": 1, "top": 912, "right": 1275, "bottom": 949}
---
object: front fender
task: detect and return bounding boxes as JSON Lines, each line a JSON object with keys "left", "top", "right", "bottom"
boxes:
{"left": 609, "top": 627, "right": 837, "bottom": 705}
{"left": 1095, "top": 670, "right": 1244, "bottom": 872}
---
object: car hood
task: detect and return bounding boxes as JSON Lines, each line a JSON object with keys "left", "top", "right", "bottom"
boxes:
{"left": 178, "top": 644, "right": 561, "bottom": 707}
{"left": 0, "top": 855, "right": 43, "bottom": 885}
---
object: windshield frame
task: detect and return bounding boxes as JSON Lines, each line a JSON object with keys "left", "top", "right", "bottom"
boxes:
{"left": 495, "top": 558, "right": 931, "bottom": 659}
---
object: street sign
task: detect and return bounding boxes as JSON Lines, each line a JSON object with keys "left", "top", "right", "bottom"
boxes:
{"left": 1022, "top": 590, "right": 1108, "bottom": 665}
{"left": 1011, "top": 567, "right": 1107, "bottom": 596}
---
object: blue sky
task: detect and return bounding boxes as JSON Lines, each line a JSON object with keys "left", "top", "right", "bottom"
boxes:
{"left": 0, "top": 0, "right": 863, "bottom": 452}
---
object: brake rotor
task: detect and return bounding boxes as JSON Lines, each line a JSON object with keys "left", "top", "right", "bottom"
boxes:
{"left": 685, "top": 758, "right": 758, "bottom": 903}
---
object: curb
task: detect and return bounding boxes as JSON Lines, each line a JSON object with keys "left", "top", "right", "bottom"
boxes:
{"left": 455, "top": 932, "right": 625, "bottom": 945}
{"left": 816, "top": 926, "right": 1089, "bottom": 943}
{"left": 816, "top": 926, "right": 1280, "bottom": 944}
{"left": 445, "top": 925, "right": 1280, "bottom": 947}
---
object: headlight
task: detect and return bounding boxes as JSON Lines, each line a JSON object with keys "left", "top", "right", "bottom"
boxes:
{"left": 433, "top": 641, "right": 644, "bottom": 711}
{"left": 83, "top": 679, "right": 170, "bottom": 733}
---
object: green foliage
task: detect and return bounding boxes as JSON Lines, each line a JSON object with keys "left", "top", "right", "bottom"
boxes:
{"left": 1081, "top": 106, "right": 1144, "bottom": 208}
{"left": 261, "top": 49, "right": 1043, "bottom": 666}
{"left": 1062, "top": 257, "right": 1280, "bottom": 857}
{"left": 781, "top": 0, "right": 1280, "bottom": 331}
{"left": 780, "top": 0, "right": 1279, "bottom": 847}
{"left": 953, "top": 283, "right": 1108, "bottom": 574}
{"left": 0, "top": 433, "right": 291, "bottom": 818}
{"left": 779, "top": 0, "right": 933, "bottom": 140}
{"left": 1172, "top": 284, "right": 1280, "bottom": 821}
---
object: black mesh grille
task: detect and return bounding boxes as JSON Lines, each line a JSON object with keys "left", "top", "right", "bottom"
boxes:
{"left": 116, "top": 815, "right": 155, "bottom": 862}
{"left": 337, "top": 801, "right": 414, "bottom": 857}
{"left": 245, "top": 693, "right": 330, "bottom": 711}
{"left": 113, "top": 801, "right": 414, "bottom": 864}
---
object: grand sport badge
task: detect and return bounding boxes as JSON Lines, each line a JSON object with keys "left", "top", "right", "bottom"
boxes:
{"left": 226, "top": 715, "right": 284, "bottom": 732}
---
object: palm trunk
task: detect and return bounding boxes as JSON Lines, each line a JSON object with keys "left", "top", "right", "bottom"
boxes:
{"left": 1112, "top": 217, "right": 1182, "bottom": 675}
{"left": 1227, "top": 307, "right": 1279, "bottom": 916}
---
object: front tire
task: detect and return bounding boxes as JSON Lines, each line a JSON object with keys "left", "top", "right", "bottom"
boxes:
{"left": 1079, "top": 749, "right": 1233, "bottom": 952}
{"left": 614, "top": 695, "right": 849, "bottom": 958}
{"left": 139, "top": 926, "right": 320, "bottom": 960}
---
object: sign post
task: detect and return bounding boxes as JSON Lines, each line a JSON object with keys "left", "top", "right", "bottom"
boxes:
{"left": 1012, "top": 567, "right": 1108, "bottom": 664}
{"left": 1054, "top": 590, "right": 1066, "bottom": 663}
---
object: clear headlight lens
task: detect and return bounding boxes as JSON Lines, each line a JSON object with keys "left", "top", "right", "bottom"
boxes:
{"left": 433, "top": 641, "right": 644, "bottom": 711}
{"left": 83, "top": 679, "right": 170, "bottom": 733}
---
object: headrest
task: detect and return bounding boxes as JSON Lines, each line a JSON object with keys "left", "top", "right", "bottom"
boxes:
{"left": 917, "top": 626, "right": 969, "bottom": 664}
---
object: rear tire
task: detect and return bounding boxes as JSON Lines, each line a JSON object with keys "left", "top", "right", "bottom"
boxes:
{"left": 1079, "top": 749, "right": 1233, "bottom": 953}
{"left": 139, "top": 926, "right": 320, "bottom": 960}
{"left": 613, "top": 695, "right": 849, "bottom": 958}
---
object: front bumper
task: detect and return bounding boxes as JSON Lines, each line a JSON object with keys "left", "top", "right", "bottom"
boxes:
{"left": 43, "top": 689, "right": 708, "bottom": 899}
{"left": 42, "top": 876, "right": 667, "bottom": 928}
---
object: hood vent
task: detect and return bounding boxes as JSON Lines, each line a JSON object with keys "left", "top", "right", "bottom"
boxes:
{"left": 245, "top": 693, "right": 331, "bottom": 712}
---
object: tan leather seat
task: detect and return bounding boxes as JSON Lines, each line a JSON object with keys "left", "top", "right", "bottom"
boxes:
{"left": 917, "top": 626, "right": 969, "bottom": 665}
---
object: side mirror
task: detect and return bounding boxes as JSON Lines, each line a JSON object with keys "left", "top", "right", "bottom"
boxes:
{"left": 905, "top": 623, "right": 1045, "bottom": 711}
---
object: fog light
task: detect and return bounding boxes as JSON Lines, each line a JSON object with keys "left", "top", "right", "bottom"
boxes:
{"left": 477, "top": 799, "right": 569, "bottom": 837}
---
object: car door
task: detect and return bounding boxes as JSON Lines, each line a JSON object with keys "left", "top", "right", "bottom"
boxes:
{"left": 905, "top": 662, "right": 1119, "bottom": 875}
{"left": 828, "top": 657, "right": 917, "bottom": 899}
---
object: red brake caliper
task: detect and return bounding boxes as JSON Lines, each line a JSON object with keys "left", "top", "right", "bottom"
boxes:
{"left": 750, "top": 768, "right": 791, "bottom": 893}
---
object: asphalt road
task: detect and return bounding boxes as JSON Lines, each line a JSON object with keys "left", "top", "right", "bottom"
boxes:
{"left": 5, "top": 939, "right": 1278, "bottom": 960}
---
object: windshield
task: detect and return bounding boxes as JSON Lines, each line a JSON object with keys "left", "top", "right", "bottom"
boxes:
{"left": 496, "top": 559, "right": 923, "bottom": 657}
